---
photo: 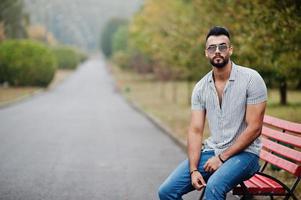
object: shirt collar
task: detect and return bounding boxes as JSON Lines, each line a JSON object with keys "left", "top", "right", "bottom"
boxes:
{"left": 208, "top": 62, "right": 237, "bottom": 83}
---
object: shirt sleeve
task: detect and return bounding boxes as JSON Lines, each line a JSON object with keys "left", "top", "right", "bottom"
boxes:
{"left": 246, "top": 71, "right": 268, "bottom": 104}
{"left": 191, "top": 83, "right": 206, "bottom": 110}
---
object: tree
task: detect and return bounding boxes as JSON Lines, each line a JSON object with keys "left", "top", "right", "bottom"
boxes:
{"left": 0, "top": 22, "right": 5, "bottom": 41}
{"left": 112, "top": 25, "right": 128, "bottom": 54}
{"left": 128, "top": 0, "right": 301, "bottom": 105}
{"left": 0, "top": 0, "right": 28, "bottom": 39}
{"left": 192, "top": 0, "right": 301, "bottom": 104}
{"left": 27, "top": 24, "right": 57, "bottom": 45}
{"left": 100, "top": 18, "right": 127, "bottom": 58}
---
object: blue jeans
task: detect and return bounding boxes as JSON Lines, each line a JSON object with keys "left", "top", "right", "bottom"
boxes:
{"left": 158, "top": 150, "right": 259, "bottom": 200}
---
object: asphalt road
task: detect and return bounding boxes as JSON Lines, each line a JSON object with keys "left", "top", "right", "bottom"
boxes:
{"left": 0, "top": 58, "right": 206, "bottom": 200}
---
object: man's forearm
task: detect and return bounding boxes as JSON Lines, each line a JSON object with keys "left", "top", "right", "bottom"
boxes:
{"left": 220, "top": 125, "right": 261, "bottom": 161}
{"left": 188, "top": 110, "right": 206, "bottom": 171}
{"left": 187, "top": 131, "right": 203, "bottom": 171}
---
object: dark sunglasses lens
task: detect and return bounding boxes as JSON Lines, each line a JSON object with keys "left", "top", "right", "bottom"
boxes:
{"left": 219, "top": 44, "right": 228, "bottom": 52}
{"left": 207, "top": 46, "right": 217, "bottom": 53}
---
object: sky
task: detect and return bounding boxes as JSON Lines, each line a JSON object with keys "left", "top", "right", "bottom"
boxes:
{"left": 24, "top": 0, "right": 144, "bottom": 51}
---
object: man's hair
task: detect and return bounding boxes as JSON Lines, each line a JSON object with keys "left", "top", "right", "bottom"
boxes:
{"left": 206, "top": 26, "right": 230, "bottom": 41}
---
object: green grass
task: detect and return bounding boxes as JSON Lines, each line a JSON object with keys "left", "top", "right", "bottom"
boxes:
{"left": 111, "top": 65, "right": 301, "bottom": 199}
{"left": 266, "top": 90, "right": 301, "bottom": 122}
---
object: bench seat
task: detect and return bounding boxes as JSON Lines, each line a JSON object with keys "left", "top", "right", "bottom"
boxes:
{"left": 233, "top": 173, "right": 286, "bottom": 195}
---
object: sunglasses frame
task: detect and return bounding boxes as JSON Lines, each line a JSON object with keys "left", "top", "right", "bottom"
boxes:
{"left": 206, "top": 43, "right": 229, "bottom": 54}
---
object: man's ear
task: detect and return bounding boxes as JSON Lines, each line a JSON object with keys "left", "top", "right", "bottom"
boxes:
{"left": 229, "top": 46, "right": 233, "bottom": 56}
{"left": 205, "top": 50, "right": 208, "bottom": 58}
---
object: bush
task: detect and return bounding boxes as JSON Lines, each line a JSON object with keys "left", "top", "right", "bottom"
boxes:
{"left": 76, "top": 49, "right": 88, "bottom": 63}
{"left": 52, "top": 46, "right": 81, "bottom": 69}
{"left": 112, "top": 51, "right": 131, "bottom": 70}
{"left": 0, "top": 39, "right": 57, "bottom": 87}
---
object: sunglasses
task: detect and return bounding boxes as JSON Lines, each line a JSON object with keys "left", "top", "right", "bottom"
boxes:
{"left": 206, "top": 43, "right": 229, "bottom": 54}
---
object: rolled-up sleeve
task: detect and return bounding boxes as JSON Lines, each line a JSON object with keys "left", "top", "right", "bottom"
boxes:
{"left": 246, "top": 71, "right": 268, "bottom": 104}
{"left": 191, "top": 84, "right": 206, "bottom": 110}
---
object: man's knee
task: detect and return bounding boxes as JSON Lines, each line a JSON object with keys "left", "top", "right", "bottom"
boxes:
{"left": 158, "top": 183, "right": 170, "bottom": 199}
{"left": 158, "top": 183, "right": 178, "bottom": 200}
{"left": 205, "top": 176, "right": 228, "bottom": 199}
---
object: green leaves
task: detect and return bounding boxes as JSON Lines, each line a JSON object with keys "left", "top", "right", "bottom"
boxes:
{"left": 113, "top": 0, "right": 301, "bottom": 99}
{"left": 0, "top": 40, "right": 57, "bottom": 87}
{"left": 100, "top": 18, "right": 128, "bottom": 58}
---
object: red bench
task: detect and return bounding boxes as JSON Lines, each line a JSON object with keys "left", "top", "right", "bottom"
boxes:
{"left": 232, "top": 115, "right": 301, "bottom": 200}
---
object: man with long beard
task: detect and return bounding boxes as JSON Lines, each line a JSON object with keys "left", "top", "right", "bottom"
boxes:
{"left": 158, "top": 26, "right": 267, "bottom": 200}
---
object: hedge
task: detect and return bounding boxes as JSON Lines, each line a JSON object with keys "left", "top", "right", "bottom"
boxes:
{"left": 52, "top": 46, "right": 81, "bottom": 69}
{"left": 0, "top": 39, "right": 57, "bottom": 87}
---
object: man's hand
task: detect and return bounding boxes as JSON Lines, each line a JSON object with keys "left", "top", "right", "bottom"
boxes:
{"left": 204, "top": 156, "right": 222, "bottom": 172}
{"left": 191, "top": 171, "right": 206, "bottom": 191}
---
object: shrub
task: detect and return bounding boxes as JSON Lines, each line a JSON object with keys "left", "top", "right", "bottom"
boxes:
{"left": 0, "top": 39, "right": 57, "bottom": 87}
{"left": 52, "top": 46, "right": 81, "bottom": 69}
{"left": 76, "top": 49, "right": 88, "bottom": 63}
{"left": 112, "top": 52, "right": 131, "bottom": 70}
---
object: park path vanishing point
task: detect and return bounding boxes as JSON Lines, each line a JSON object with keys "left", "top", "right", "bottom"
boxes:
{"left": 0, "top": 57, "right": 206, "bottom": 200}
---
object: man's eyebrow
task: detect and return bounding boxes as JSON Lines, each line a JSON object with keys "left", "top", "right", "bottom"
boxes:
{"left": 208, "top": 42, "right": 227, "bottom": 46}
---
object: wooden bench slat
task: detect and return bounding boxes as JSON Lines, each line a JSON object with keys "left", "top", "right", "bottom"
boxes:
{"left": 233, "top": 174, "right": 285, "bottom": 195}
{"left": 244, "top": 179, "right": 258, "bottom": 188}
{"left": 262, "top": 137, "right": 301, "bottom": 162}
{"left": 249, "top": 175, "right": 283, "bottom": 193}
{"left": 254, "top": 174, "right": 280, "bottom": 188}
{"left": 262, "top": 126, "right": 301, "bottom": 148}
{"left": 260, "top": 149, "right": 301, "bottom": 176}
{"left": 248, "top": 175, "right": 269, "bottom": 188}
{"left": 264, "top": 115, "right": 301, "bottom": 134}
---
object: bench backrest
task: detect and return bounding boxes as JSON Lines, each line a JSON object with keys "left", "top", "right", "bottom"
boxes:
{"left": 260, "top": 115, "right": 301, "bottom": 177}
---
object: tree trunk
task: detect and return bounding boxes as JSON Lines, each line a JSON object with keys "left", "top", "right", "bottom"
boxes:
{"left": 279, "top": 79, "right": 287, "bottom": 105}
{"left": 296, "top": 79, "right": 301, "bottom": 90}
{"left": 187, "top": 78, "right": 193, "bottom": 106}
{"left": 172, "top": 81, "right": 177, "bottom": 104}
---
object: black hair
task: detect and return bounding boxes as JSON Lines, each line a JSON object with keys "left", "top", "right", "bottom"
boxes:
{"left": 206, "top": 26, "right": 230, "bottom": 41}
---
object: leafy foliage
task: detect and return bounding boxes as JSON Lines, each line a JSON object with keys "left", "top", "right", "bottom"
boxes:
{"left": 27, "top": 25, "right": 57, "bottom": 46}
{"left": 0, "top": 39, "right": 57, "bottom": 87}
{"left": 112, "top": 25, "right": 128, "bottom": 54}
{"left": 119, "top": 0, "right": 301, "bottom": 104}
{"left": 0, "top": 0, "right": 28, "bottom": 39}
{"left": 52, "top": 46, "right": 82, "bottom": 69}
{"left": 100, "top": 18, "right": 128, "bottom": 58}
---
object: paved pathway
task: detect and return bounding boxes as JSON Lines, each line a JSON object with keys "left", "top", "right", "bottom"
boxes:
{"left": 0, "top": 58, "right": 208, "bottom": 200}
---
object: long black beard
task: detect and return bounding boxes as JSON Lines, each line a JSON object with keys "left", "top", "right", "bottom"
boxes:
{"left": 210, "top": 57, "right": 229, "bottom": 68}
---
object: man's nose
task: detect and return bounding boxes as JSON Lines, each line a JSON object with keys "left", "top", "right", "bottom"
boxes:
{"left": 215, "top": 46, "right": 221, "bottom": 53}
{"left": 215, "top": 51, "right": 221, "bottom": 55}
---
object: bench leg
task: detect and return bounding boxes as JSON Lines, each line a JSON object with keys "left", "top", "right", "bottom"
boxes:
{"left": 239, "top": 194, "right": 253, "bottom": 200}
{"left": 198, "top": 187, "right": 205, "bottom": 200}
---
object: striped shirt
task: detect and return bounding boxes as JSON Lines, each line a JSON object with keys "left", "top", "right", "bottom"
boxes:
{"left": 191, "top": 63, "right": 267, "bottom": 156}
